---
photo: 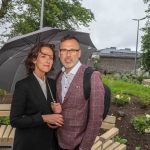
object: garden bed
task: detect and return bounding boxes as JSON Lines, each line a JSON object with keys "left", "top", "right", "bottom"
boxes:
{"left": 109, "top": 96, "right": 150, "bottom": 150}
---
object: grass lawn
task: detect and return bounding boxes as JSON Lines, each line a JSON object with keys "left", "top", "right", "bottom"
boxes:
{"left": 102, "top": 75, "right": 150, "bottom": 106}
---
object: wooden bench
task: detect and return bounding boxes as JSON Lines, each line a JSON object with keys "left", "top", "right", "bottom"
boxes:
{"left": 91, "top": 115, "right": 126, "bottom": 150}
{"left": 101, "top": 115, "right": 116, "bottom": 130}
{"left": 91, "top": 127, "right": 126, "bottom": 150}
{"left": 0, "top": 104, "right": 14, "bottom": 149}
{"left": 0, "top": 104, "right": 126, "bottom": 150}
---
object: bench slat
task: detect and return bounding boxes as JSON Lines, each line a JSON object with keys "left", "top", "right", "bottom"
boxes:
{"left": 103, "top": 140, "right": 113, "bottom": 149}
{"left": 99, "top": 127, "right": 119, "bottom": 142}
{"left": 0, "top": 111, "right": 10, "bottom": 117}
{"left": 8, "top": 128, "right": 15, "bottom": 143}
{"left": 115, "top": 144, "right": 127, "bottom": 150}
{"left": 91, "top": 139, "right": 102, "bottom": 150}
{"left": 100, "top": 115, "right": 116, "bottom": 130}
{"left": 0, "top": 125, "right": 7, "bottom": 142}
{"left": 2, "top": 125, "right": 12, "bottom": 143}
{"left": 94, "top": 136, "right": 100, "bottom": 143}
{"left": 0, "top": 105, "right": 11, "bottom": 111}
{"left": 103, "top": 116, "right": 116, "bottom": 124}
{"left": 100, "top": 122, "right": 115, "bottom": 130}
{"left": 105, "top": 142, "right": 120, "bottom": 150}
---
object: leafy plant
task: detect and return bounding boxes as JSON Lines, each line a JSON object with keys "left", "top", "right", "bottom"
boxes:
{"left": 0, "top": 89, "right": 6, "bottom": 96}
{"left": 135, "top": 146, "right": 141, "bottom": 150}
{"left": 114, "top": 135, "right": 127, "bottom": 144}
{"left": 0, "top": 116, "right": 10, "bottom": 125}
{"left": 138, "top": 95, "right": 150, "bottom": 107}
{"left": 113, "top": 94, "right": 130, "bottom": 106}
{"left": 131, "top": 114, "right": 150, "bottom": 134}
{"left": 113, "top": 73, "right": 144, "bottom": 84}
{"left": 92, "top": 57, "right": 101, "bottom": 71}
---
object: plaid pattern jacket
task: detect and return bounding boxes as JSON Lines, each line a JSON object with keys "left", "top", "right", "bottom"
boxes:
{"left": 56, "top": 65, "right": 104, "bottom": 150}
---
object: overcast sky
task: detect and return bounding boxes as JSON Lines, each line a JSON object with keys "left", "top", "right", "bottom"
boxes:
{"left": 80, "top": 0, "right": 147, "bottom": 51}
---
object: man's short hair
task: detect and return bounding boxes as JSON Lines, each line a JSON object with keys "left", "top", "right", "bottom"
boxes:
{"left": 60, "top": 35, "right": 80, "bottom": 44}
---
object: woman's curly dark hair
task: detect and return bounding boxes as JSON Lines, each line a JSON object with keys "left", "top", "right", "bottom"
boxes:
{"left": 25, "top": 42, "right": 55, "bottom": 74}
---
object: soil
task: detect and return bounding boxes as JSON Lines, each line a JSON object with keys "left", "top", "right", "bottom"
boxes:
{"left": 109, "top": 96, "right": 150, "bottom": 150}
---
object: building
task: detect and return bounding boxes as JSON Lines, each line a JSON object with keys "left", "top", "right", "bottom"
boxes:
{"left": 92, "top": 47, "right": 140, "bottom": 73}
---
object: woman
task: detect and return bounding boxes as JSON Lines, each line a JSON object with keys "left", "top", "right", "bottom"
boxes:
{"left": 10, "top": 42, "right": 64, "bottom": 150}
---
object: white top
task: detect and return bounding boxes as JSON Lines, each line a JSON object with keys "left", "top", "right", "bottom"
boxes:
{"left": 33, "top": 72, "right": 47, "bottom": 99}
{"left": 61, "top": 61, "right": 81, "bottom": 102}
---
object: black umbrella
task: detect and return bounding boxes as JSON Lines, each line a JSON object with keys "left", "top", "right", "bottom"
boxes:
{"left": 0, "top": 27, "right": 96, "bottom": 93}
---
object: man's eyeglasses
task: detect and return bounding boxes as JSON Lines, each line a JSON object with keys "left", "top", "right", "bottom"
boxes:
{"left": 60, "top": 49, "right": 80, "bottom": 55}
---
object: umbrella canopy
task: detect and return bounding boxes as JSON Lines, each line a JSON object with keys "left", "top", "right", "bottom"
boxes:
{"left": 0, "top": 27, "right": 96, "bottom": 93}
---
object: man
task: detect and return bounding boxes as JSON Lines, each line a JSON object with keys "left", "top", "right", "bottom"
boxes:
{"left": 56, "top": 35, "right": 104, "bottom": 150}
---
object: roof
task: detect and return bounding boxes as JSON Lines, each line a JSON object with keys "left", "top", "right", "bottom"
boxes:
{"left": 93, "top": 47, "right": 140, "bottom": 58}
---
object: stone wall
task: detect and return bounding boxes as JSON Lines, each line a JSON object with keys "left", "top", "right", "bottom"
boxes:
{"left": 95, "top": 56, "right": 140, "bottom": 73}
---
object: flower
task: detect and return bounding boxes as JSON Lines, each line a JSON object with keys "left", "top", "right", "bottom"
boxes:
{"left": 128, "top": 97, "right": 131, "bottom": 101}
{"left": 143, "top": 84, "right": 150, "bottom": 88}
{"left": 116, "top": 94, "right": 120, "bottom": 99}
{"left": 145, "top": 114, "right": 150, "bottom": 119}
{"left": 115, "top": 94, "right": 130, "bottom": 101}
{"left": 145, "top": 128, "right": 150, "bottom": 133}
{"left": 113, "top": 94, "right": 130, "bottom": 106}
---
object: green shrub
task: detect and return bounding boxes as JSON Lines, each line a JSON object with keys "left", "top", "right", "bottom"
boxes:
{"left": 138, "top": 94, "right": 150, "bottom": 107}
{"left": 135, "top": 146, "right": 141, "bottom": 150}
{"left": 114, "top": 135, "right": 127, "bottom": 144}
{"left": 131, "top": 114, "right": 150, "bottom": 134}
{"left": 111, "top": 73, "right": 144, "bottom": 84}
{"left": 113, "top": 94, "right": 130, "bottom": 106}
{"left": 0, "top": 89, "right": 6, "bottom": 96}
{"left": 0, "top": 116, "right": 10, "bottom": 125}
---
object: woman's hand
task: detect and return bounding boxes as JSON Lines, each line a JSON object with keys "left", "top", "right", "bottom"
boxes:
{"left": 42, "top": 114, "right": 64, "bottom": 127}
{"left": 47, "top": 123, "right": 59, "bottom": 129}
{"left": 51, "top": 102, "right": 62, "bottom": 114}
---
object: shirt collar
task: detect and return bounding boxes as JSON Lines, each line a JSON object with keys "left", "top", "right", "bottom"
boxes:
{"left": 33, "top": 72, "right": 46, "bottom": 84}
{"left": 62, "top": 61, "right": 81, "bottom": 75}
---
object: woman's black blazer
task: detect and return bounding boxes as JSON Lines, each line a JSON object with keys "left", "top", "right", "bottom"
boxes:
{"left": 10, "top": 73, "right": 58, "bottom": 150}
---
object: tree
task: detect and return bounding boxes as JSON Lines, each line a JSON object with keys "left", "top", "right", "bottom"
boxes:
{"left": 141, "top": 0, "right": 150, "bottom": 72}
{"left": 143, "top": 0, "right": 150, "bottom": 3}
{"left": 0, "top": 0, "right": 12, "bottom": 19}
{"left": 0, "top": 0, "right": 94, "bottom": 45}
{"left": 141, "top": 27, "right": 150, "bottom": 72}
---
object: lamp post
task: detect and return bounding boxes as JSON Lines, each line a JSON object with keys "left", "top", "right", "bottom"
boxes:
{"left": 132, "top": 17, "right": 146, "bottom": 75}
{"left": 40, "top": 0, "right": 44, "bottom": 29}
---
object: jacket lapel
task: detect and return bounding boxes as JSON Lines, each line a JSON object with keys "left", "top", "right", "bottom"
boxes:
{"left": 28, "top": 74, "right": 50, "bottom": 113}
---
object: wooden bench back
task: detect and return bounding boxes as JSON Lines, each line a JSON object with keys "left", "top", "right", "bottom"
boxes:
{"left": 0, "top": 104, "right": 11, "bottom": 117}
